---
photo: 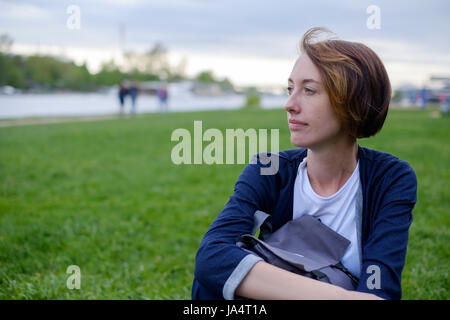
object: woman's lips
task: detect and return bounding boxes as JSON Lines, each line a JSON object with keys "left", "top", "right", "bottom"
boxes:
{"left": 288, "top": 119, "right": 308, "bottom": 129}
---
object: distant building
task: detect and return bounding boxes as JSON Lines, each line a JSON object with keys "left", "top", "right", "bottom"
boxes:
{"left": 139, "top": 81, "right": 163, "bottom": 95}
{"left": 394, "top": 75, "right": 450, "bottom": 107}
{"left": 191, "top": 82, "right": 225, "bottom": 96}
{"left": 139, "top": 80, "right": 236, "bottom": 97}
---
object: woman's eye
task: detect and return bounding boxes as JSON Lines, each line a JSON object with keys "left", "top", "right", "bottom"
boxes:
{"left": 286, "top": 87, "right": 294, "bottom": 95}
{"left": 304, "top": 87, "right": 315, "bottom": 95}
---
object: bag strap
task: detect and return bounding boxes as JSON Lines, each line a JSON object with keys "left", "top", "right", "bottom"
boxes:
{"left": 251, "top": 210, "right": 272, "bottom": 240}
{"left": 332, "top": 262, "right": 359, "bottom": 285}
{"left": 311, "top": 270, "right": 331, "bottom": 284}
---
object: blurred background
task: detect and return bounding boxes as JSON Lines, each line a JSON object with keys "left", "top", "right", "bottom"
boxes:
{"left": 0, "top": 0, "right": 448, "bottom": 299}
{"left": 0, "top": 0, "right": 449, "bottom": 118}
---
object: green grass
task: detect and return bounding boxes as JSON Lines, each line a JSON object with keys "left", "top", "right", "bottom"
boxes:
{"left": 0, "top": 107, "right": 448, "bottom": 299}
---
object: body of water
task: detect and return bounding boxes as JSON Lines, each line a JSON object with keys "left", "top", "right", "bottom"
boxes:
{"left": 0, "top": 89, "right": 287, "bottom": 119}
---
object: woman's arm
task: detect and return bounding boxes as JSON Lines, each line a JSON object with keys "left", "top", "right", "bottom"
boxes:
{"left": 356, "top": 159, "right": 417, "bottom": 299}
{"left": 236, "top": 261, "right": 383, "bottom": 300}
{"left": 193, "top": 155, "right": 278, "bottom": 299}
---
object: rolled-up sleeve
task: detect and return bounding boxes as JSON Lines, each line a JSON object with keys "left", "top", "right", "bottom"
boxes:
{"left": 193, "top": 155, "right": 276, "bottom": 299}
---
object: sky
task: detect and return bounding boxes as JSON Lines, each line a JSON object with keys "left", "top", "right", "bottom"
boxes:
{"left": 1, "top": 0, "right": 449, "bottom": 89}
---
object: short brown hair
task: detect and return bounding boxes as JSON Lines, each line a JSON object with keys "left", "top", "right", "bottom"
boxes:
{"left": 300, "top": 27, "right": 391, "bottom": 138}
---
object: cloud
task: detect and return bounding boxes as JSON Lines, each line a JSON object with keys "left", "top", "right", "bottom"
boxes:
{"left": 0, "top": 0, "right": 50, "bottom": 19}
{"left": 2, "top": 0, "right": 449, "bottom": 55}
{"left": 1, "top": 0, "right": 449, "bottom": 87}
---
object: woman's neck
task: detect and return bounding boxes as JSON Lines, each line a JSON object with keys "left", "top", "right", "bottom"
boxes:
{"left": 306, "top": 137, "right": 358, "bottom": 197}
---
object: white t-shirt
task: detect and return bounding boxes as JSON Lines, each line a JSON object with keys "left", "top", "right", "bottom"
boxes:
{"left": 293, "top": 157, "right": 361, "bottom": 278}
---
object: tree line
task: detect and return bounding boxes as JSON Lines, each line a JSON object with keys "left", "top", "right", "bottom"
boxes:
{"left": 0, "top": 34, "right": 234, "bottom": 93}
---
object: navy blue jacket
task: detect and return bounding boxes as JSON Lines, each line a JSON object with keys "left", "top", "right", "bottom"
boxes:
{"left": 192, "top": 146, "right": 417, "bottom": 300}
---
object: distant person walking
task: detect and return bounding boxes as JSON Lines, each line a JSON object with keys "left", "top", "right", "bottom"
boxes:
{"left": 440, "top": 93, "right": 449, "bottom": 116}
{"left": 129, "top": 82, "right": 139, "bottom": 115}
{"left": 415, "top": 91, "right": 422, "bottom": 107}
{"left": 157, "top": 83, "right": 169, "bottom": 112}
{"left": 420, "top": 87, "right": 427, "bottom": 109}
{"left": 118, "top": 82, "right": 128, "bottom": 115}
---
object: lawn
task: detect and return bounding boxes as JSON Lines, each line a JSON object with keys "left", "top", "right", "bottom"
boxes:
{"left": 0, "top": 106, "right": 448, "bottom": 299}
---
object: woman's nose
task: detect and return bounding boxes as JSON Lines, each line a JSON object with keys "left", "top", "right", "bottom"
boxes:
{"left": 284, "top": 94, "right": 301, "bottom": 113}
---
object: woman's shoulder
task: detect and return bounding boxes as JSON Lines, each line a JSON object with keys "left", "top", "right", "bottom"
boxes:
{"left": 358, "top": 146, "right": 415, "bottom": 174}
{"left": 251, "top": 148, "right": 307, "bottom": 163}
{"left": 240, "top": 148, "right": 307, "bottom": 184}
{"left": 358, "top": 146, "right": 417, "bottom": 197}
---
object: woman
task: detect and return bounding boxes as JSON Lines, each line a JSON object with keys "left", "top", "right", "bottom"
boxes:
{"left": 192, "top": 28, "right": 417, "bottom": 300}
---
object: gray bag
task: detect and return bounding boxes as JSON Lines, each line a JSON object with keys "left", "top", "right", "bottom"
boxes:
{"left": 236, "top": 210, "right": 358, "bottom": 290}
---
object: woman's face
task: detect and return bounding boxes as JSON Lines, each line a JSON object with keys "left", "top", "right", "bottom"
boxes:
{"left": 285, "top": 53, "right": 345, "bottom": 149}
